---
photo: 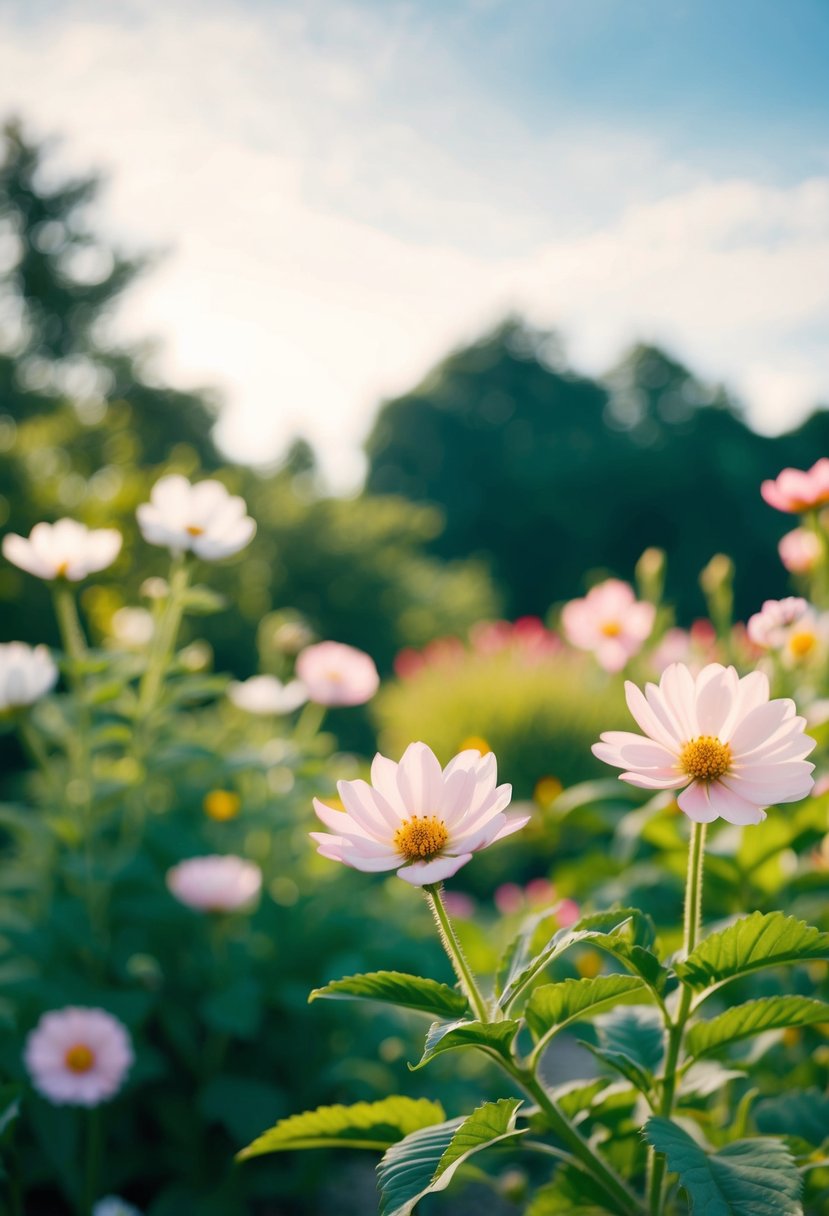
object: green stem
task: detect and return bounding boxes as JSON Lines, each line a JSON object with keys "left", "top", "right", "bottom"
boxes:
{"left": 425, "top": 884, "right": 489, "bottom": 1023}
{"left": 294, "top": 699, "right": 326, "bottom": 744}
{"left": 52, "top": 582, "right": 88, "bottom": 675}
{"left": 518, "top": 1069, "right": 643, "bottom": 1216}
{"left": 647, "top": 820, "right": 706, "bottom": 1215}
{"left": 135, "top": 553, "right": 190, "bottom": 722}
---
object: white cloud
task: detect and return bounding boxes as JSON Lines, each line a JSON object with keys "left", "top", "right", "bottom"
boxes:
{"left": 0, "top": 1, "right": 826, "bottom": 487}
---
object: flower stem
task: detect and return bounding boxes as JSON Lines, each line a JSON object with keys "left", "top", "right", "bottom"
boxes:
{"left": 647, "top": 819, "right": 706, "bottom": 1215}
{"left": 52, "top": 582, "right": 88, "bottom": 679}
{"left": 424, "top": 884, "right": 489, "bottom": 1023}
{"left": 135, "top": 553, "right": 190, "bottom": 722}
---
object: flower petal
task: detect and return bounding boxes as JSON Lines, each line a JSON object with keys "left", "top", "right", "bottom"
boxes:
{"left": 397, "top": 853, "right": 474, "bottom": 885}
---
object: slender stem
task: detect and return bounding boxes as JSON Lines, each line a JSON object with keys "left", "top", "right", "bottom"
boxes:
{"left": 424, "top": 884, "right": 489, "bottom": 1023}
{"left": 518, "top": 1070, "right": 642, "bottom": 1216}
{"left": 52, "top": 582, "right": 88, "bottom": 675}
{"left": 294, "top": 699, "right": 326, "bottom": 744}
{"left": 647, "top": 820, "right": 706, "bottom": 1215}
{"left": 135, "top": 553, "right": 190, "bottom": 722}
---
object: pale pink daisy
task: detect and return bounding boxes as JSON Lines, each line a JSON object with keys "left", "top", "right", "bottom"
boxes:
{"left": 778, "top": 528, "right": 822, "bottom": 575}
{"left": 562, "top": 579, "right": 655, "bottom": 672}
{"left": 296, "top": 641, "right": 379, "bottom": 706}
{"left": 747, "top": 598, "right": 828, "bottom": 665}
{"left": 3, "top": 519, "right": 121, "bottom": 581}
{"left": 24, "top": 1007, "right": 133, "bottom": 1107}
{"left": 137, "top": 475, "right": 255, "bottom": 559}
{"left": 761, "top": 459, "right": 829, "bottom": 514}
{"left": 593, "top": 663, "right": 815, "bottom": 824}
{"left": 166, "top": 855, "right": 262, "bottom": 912}
{"left": 310, "top": 742, "right": 530, "bottom": 885}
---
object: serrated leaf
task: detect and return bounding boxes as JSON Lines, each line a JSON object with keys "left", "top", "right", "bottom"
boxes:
{"left": 597, "top": 1005, "right": 665, "bottom": 1073}
{"left": 499, "top": 909, "right": 665, "bottom": 1011}
{"left": 377, "top": 1098, "right": 525, "bottom": 1216}
{"left": 237, "top": 1096, "right": 445, "bottom": 1160}
{"left": 309, "top": 971, "right": 469, "bottom": 1019}
{"left": 754, "top": 1089, "right": 829, "bottom": 1148}
{"left": 579, "top": 1042, "right": 654, "bottom": 1097}
{"left": 645, "top": 1117, "right": 802, "bottom": 1215}
{"left": 676, "top": 912, "right": 829, "bottom": 993}
{"left": 687, "top": 996, "right": 829, "bottom": 1060}
{"left": 412, "top": 1018, "right": 519, "bottom": 1070}
{"left": 526, "top": 976, "right": 649, "bottom": 1051}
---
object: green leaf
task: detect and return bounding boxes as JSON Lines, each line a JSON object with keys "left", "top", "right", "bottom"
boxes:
{"left": 181, "top": 585, "right": 228, "bottom": 615}
{"left": 687, "top": 996, "right": 829, "bottom": 1060}
{"left": 412, "top": 1018, "right": 520, "bottom": 1070}
{"left": 597, "top": 1005, "right": 665, "bottom": 1073}
{"left": 237, "top": 1096, "right": 446, "bottom": 1160}
{"left": 377, "top": 1098, "right": 525, "bottom": 1216}
{"left": 645, "top": 1117, "right": 802, "bottom": 1215}
{"left": 309, "top": 971, "right": 469, "bottom": 1019}
{"left": 676, "top": 912, "right": 829, "bottom": 993}
{"left": 754, "top": 1089, "right": 829, "bottom": 1148}
{"left": 579, "top": 1042, "right": 654, "bottom": 1097}
{"left": 499, "top": 908, "right": 665, "bottom": 1010}
{"left": 526, "top": 975, "right": 649, "bottom": 1051}
{"left": 526, "top": 1172, "right": 613, "bottom": 1215}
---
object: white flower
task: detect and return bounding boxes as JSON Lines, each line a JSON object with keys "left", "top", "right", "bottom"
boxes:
{"left": 593, "top": 662, "right": 815, "bottom": 825}
{"left": 311, "top": 741, "right": 530, "bottom": 885}
{"left": 296, "top": 641, "right": 379, "bottom": 706}
{"left": 3, "top": 519, "right": 121, "bottom": 581}
{"left": 227, "top": 674, "right": 308, "bottom": 714}
{"left": 24, "top": 1007, "right": 133, "bottom": 1107}
{"left": 93, "top": 1199, "right": 143, "bottom": 1216}
{"left": 166, "top": 855, "right": 262, "bottom": 912}
{"left": 0, "top": 642, "right": 58, "bottom": 711}
{"left": 136, "top": 475, "right": 255, "bottom": 559}
{"left": 109, "top": 607, "right": 155, "bottom": 648}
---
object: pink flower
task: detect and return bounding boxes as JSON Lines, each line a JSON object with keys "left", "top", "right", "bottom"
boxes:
{"left": 761, "top": 459, "right": 829, "bottom": 514}
{"left": 24, "top": 1007, "right": 133, "bottom": 1107}
{"left": 593, "top": 662, "right": 815, "bottom": 825}
{"left": 524, "top": 877, "right": 556, "bottom": 907}
{"left": 778, "top": 528, "right": 822, "bottom": 574}
{"left": 494, "top": 882, "right": 525, "bottom": 914}
{"left": 166, "top": 855, "right": 262, "bottom": 912}
{"left": 311, "top": 741, "right": 530, "bottom": 886}
{"left": 556, "top": 898, "right": 581, "bottom": 928}
{"left": 296, "top": 641, "right": 379, "bottom": 706}
{"left": 562, "top": 579, "right": 655, "bottom": 672}
{"left": 747, "top": 598, "right": 828, "bottom": 665}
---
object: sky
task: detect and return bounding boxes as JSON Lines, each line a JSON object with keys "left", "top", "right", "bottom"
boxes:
{"left": 0, "top": 0, "right": 828, "bottom": 486}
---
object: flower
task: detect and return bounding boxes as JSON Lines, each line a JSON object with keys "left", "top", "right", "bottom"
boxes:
{"left": 747, "top": 597, "right": 828, "bottom": 664}
{"left": 24, "top": 1007, "right": 133, "bottom": 1107}
{"left": 227, "top": 674, "right": 308, "bottom": 714}
{"left": 761, "top": 459, "right": 829, "bottom": 513}
{"left": 203, "top": 789, "right": 242, "bottom": 821}
{"left": 0, "top": 642, "right": 58, "bottom": 711}
{"left": 593, "top": 662, "right": 815, "bottom": 825}
{"left": 296, "top": 641, "right": 379, "bottom": 706}
{"left": 93, "top": 1199, "right": 143, "bottom": 1216}
{"left": 561, "top": 579, "right": 655, "bottom": 672}
{"left": 779, "top": 528, "right": 822, "bottom": 575}
{"left": 310, "top": 741, "right": 530, "bottom": 885}
{"left": 109, "top": 607, "right": 155, "bottom": 648}
{"left": 166, "top": 855, "right": 262, "bottom": 911}
{"left": 3, "top": 519, "right": 121, "bottom": 581}
{"left": 136, "top": 475, "right": 255, "bottom": 559}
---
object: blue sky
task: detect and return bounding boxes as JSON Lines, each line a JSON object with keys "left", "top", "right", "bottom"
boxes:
{"left": 1, "top": 0, "right": 827, "bottom": 484}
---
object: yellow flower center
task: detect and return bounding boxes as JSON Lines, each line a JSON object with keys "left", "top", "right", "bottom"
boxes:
{"left": 394, "top": 815, "right": 449, "bottom": 862}
{"left": 186, "top": 524, "right": 205, "bottom": 537}
{"left": 55, "top": 561, "right": 70, "bottom": 578}
{"left": 679, "top": 735, "right": 731, "bottom": 781}
{"left": 64, "top": 1043, "right": 95, "bottom": 1073}
{"left": 789, "top": 630, "right": 817, "bottom": 658}
{"left": 203, "top": 789, "right": 241, "bottom": 821}
{"left": 600, "top": 620, "right": 622, "bottom": 637}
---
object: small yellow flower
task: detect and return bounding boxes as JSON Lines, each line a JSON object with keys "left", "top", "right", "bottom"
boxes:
{"left": 534, "top": 776, "right": 563, "bottom": 807}
{"left": 203, "top": 789, "right": 241, "bottom": 822}
{"left": 575, "top": 949, "right": 602, "bottom": 979}
{"left": 459, "top": 735, "right": 491, "bottom": 756}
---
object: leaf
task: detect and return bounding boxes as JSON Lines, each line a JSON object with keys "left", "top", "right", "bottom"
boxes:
{"left": 181, "top": 585, "right": 228, "bottom": 615}
{"left": 377, "top": 1098, "right": 525, "bottom": 1216}
{"left": 686, "top": 996, "right": 829, "bottom": 1060}
{"left": 676, "top": 912, "right": 829, "bottom": 993}
{"left": 526, "top": 1172, "right": 613, "bottom": 1215}
{"left": 597, "top": 1005, "right": 665, "bottom": 1074}
{"left": 412, "top": 1018, "right": 519, "bottom": 1070}
{"left": 237, "top": 1096, "right": 446, "bottom": 1160}
{"left": 645, "top": 1117, "right": 802, "bottom": 1215}
{"left": 754, "top": 1089, "right": 829, "bottom": 1148}
{"left": 579, "top": 1042, "right": 654, "bottom": 1097}
{"left": 310, "top": 971, "right": 469, "bottom": 1019}
{"left": 499, "top": 909, "right": 665, "bottom": 1011}
{"left": 526, "top": 975, "right": 649, "bottom": 1051}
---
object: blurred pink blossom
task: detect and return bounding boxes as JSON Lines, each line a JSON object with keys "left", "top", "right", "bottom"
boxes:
{"left": 761, "top": 459, "right": 829, "bottom": 514}
{"left": 166, "top": 855, "right": 262, "bottom": 912}
{"left": 441, "top": 891, "right": 477, "bottom": 919}
{"left": 494, "top": 883, "right": 524, "bottom": 914}
{"left": 296, "top": 641, "right": 379, "bottom": 706}
{"left": 778, "top": 528, "right": 822, "bottom": 574}
{"left": 24, "top": 1007, "right": 133, "bottom": 1107}
{"left": 556, "top": 898, "right": 581, "bottom": 928}
{"left": 562, "top": 579, "right": 655, "bottom": 672}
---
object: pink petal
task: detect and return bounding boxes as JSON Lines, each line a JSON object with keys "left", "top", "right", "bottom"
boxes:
{"left": 693, "top": 665, "right": 737, "bottom": 737}
{"left": 658, "top": 664, "right": 698, "bottom": 740}
{"left": 620, "top": 770, "right": 688, "bottom": 790}
{"left": 677, "top": 782, "right": 724, "bottom": 822}
{"left": 624, "top": 681, "right": 681, "bottom": 750}
{"left": 396, "top": 742, "right": 444, "bottom": 815}
{"left": 337, "top": 780, "right": 396, "bottom": 838}
{"left": 370, "top": 753, "right": 408, "bottom": 816}
{"left": 397, "top": 853, "right": 473, "bottom": 885}
{"left": 728, "top": 700, "right": 796, "bottom": 752}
